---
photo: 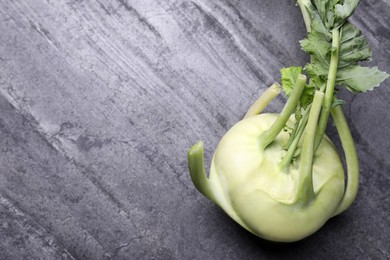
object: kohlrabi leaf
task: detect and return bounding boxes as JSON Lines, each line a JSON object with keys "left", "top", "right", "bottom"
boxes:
{"left": 305, "top": 58, "right": 388, "bottom": 94}
{"left": 300, "top": 83, "right": 316, "bottom": 109}
{"left": 311, "top": 0, "right": 360, "bottom": 30}
{"left": 311, "top": 0, "right": 339, "bottom": 30}
{"left": 302, "top": 22, "right": 371, "bottom": 71}
{"left": 305, "top": 61, "right": 328, "bottom": 79}
{"left": 333, "top": 0, "right": 360, "bottom": 28}
{"left": 309, "top": 8, "right": 332, "bottom": 40}
{"left": 338, "top": 22, "right": 371, "bottom": 68}
{"left": 336, "top": 65, "right": 390, "bottom": 93}
{"left": 304, "top": 60, "right": 327, "bottom": 88}
{"left": 311, "top": 0, "right": 361, "bottom": 30}
{"left": 311, "top": 0, "right": 330, "bottom": 25}
{"left": 281, "top": 66, "right": 303, "bottom": 96}
{"left": 300, "top": 30, "right": 331, "bottom": 66}
{"left": 332, "top": 97, "right": 346, "bottom": 107}
{"left": 302, "top": 19, "right": 376, "bottom": 93}
{"left": 280, "top": 66, "right": 314, "bottom": 108}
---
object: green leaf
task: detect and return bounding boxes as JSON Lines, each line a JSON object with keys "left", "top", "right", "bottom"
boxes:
{"left": 302, "top": 22, "right": 370, "bottom": 70}
{"left": 280, "top": 66, "right": 315, "bottom": 108}
{"left": 312, "top": 0, "right": 329, "bottom": 24}
{"left": 305, "top": 61, "right": 328, "bottom": 78}
{"left": 300, "top": 83, "right": 316, "bottom": 109}
{"left": 340, "top": 21, "right": 361, "bottom": 42}
{"left": 280, "top": 67, "right": 303, "bottom": 96}
{"left": 336, "top": 65, "right": 389, "bottom": 93}
{"left": 302, "top": 21, "right": 374, "bottom": 89}
{"left": 334, "top": 0, "right": 360, "bottom": 28}
{"left": 300, "top": 29, "right": 331, "bottom": 66}
{"left": 280, "top": 67, "right": 314, "bottom": 108}
{"left": 304, "top": 61, "right": 327, "bottom": 89}
{"left": 338, "top": 22, "right": 371, "bottom": 68}
{"left": 310, "top": 9, "right": 332, "bottom": 40}
{"left": 311, "top": 0, "right": 339, "bottom": 29}
{"left": 332, "top": 97, "right": 346, "bottom": 107}
{"left": 308, "top": 0, "right": 360, "bottom": 32}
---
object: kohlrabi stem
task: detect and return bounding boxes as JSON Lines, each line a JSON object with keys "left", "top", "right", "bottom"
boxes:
{"left": 295, "top": 2, "right": 360, "bottom": 213}
{"left": 188, "top": 141, "right": 217, "bottom": 204}
{"left": 314, "top": 28, "right": 341, "bottom": 151}
{"left": 296, "top": 0, "right": 312, "bottom": 32}
{"left": 260, "top": 74, "right": 307, "bottom": 149}
{"left": 282, "top": 115, "right": 301, "bottom": 150}
{"left": 279, "top": 106, "right": 310, "bottom": 170}
{"left": 331, "top": 106, "right": 359, "bottom": 216}
{"left": 244, "top": 83, "right": 281, "bottom": 118}
{"left": 296, "top": 91, "right": 324, "bottom": 204}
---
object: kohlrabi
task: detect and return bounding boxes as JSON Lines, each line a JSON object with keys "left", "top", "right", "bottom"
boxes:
{"left": 187, "top": 0, "right": 389, "bottom": 242}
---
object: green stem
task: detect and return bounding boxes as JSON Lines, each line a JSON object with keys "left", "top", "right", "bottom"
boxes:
{"left": 296, "top": 0, "right": 359, "bottom": 212}
{"left": 296, "top": 91, "right": 324, "bottom": 204}
{"left": 188, "top": 141, "right": 217, "bottom": 204}
{"left": 260, "top": 74, "right": 307, "bottom": 149}
{"left": 331, "top": 106, "right": 359, "bottom": 216}
{"left": 314, "top": 28, "right": 341, "bottom": 151}
{"left": 279, "top": 106, "right": 310, "bottom": 170}
{"left": 296, "top": 0, "right": 312, "bottom": 32}
{"left": 282, "top": 114, "right": 301, "bottom": 150}
{"left": 244, "top": 83, "right": 281, "bottom": 119}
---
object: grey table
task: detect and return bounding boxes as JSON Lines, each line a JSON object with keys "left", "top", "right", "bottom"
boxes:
{"left": 0, "top": 0, "right": 389, "bottom": 259}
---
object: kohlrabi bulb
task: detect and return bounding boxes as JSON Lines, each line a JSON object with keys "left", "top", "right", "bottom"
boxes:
{"left": 188, "top": 83, "right": 359, "bottom": 243}
{"left": 206, "top": 113, "right": 345, "bottom": 242}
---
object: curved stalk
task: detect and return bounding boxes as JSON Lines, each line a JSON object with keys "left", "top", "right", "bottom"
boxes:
{"left": 260, "top": 74, "right": 306, "bottom": 148}
{"left": 331, "top": 106, "right": 359, "bottom": 216}
{"left": 296, "top": 91, "right": 324, "bottom": 204}
{"left": 244, "top": 83, "right": 281, "bottom": 118}
{"left": 188, "top": 141, "right": 217, "bottom": 204}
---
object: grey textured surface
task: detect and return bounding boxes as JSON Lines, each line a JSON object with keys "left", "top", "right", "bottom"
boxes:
{"left": 0, "top": 0, "right": 389, "bottom": 259}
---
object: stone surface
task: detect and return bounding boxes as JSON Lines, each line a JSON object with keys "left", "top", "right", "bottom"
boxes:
{"left": 0, "top": 0, "right": 389, "bottom": 259}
